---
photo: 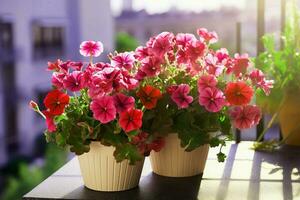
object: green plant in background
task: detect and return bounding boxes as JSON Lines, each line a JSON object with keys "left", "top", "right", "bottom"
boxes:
{"left": 254, "top": 1, "right": 300, "bottom": 151}
{"left": 115, "top": 32, "right": 139, "bottom": 52}
{"left": 1, "top": 144, "right": 67, "bottom": 200}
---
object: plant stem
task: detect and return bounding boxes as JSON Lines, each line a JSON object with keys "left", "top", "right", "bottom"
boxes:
{"left": 256, "top": 99, "right": 285, "bottom": 142}
{"left": 256, "top": 112, "right": 278, "bottom": 142}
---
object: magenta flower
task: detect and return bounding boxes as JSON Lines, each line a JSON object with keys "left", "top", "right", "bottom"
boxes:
{"left": 232, "top": 53, "right": 249, "bottom": 76}
{"left": 197, "top": 74, "right": 218, "bottom": 92}
{"left": 111, "top": 52, "right": 135, "bottom": 70}
{"left": 229, "top": 105, "right": 261, "bottom": 130}
{"left": 141, "top": 57, "right": 162, "bottom": 77}
{"left": 119, "top": 70, "right": 139, "bottom": 90}
{"left": 150, "top": 32, "right": 174, "bottom": 58}
{"left": 171, "top": 84, "right": 194, "bottom": 109}
{"left": 90, "top": 96, "right": 116, "bottom": 124}
{"left": 79, "top": 41, "right": 103, "bottom": 57}
{"left": 199, "top": 87, "right": 225, "bottom": 112}
{"left": 135, "top": 46, "right": 149, "bottom": 61}
{"left": 215, "top": 48, "right": 229, "bottom": 63}
{"left": 249, "top": 69, "right": 274, "bottom": 95}
{"left": 63, "top": 71, "right": 84, "bottom": 92}
{"left": 52, "top": 72, "right": 65, "bottom": 90}
{"left": 113, "top": 93, "right": 135, "bottom": 113}
{"left": 186, "top": 40, "right": 206, "bottom": 63}
{"left": 197, "top": 28, "right": 218, "bottom": 44}
{"left": 175, "top": 33, "right": 196, "bottom": 48}
{"left": 176, "top": 49, "right": 190, "bottom": 65}
{"left": 135, "top": 69, "right": 147, "bottom": 81}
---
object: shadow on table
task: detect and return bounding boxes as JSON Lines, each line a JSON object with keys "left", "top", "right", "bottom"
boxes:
{"left": 214, "top": 144, "right": 300, "bottom": 200}
{"left": 63, "top": 172, "right": 202, "bottom": 200}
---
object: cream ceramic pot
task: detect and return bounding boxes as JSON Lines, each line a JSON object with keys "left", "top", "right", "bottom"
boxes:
{"left": 78, "top": 142, "right": 144, "bottom": 191}
{"left": 150, "top": 133, "right": 209, "bottom": 177}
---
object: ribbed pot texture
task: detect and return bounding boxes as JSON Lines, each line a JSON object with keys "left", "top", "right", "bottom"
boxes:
{"left": 78, "top": 142, "right": 144, "bottom": 191}
{"left": 150, "top": 134, "right": 209, "bottom": 177}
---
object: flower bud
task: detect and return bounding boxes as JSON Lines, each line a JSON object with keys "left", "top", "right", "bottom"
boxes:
{"left": 29, "top": 100, "right": 39, "bottom": 111}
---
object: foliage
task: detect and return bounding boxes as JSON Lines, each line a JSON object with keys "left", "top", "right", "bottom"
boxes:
{"left": 31, "top": 27, "right": 269, "bottom": 164}
{"left": 1, "top": 144, "right": 67, "bottom": 200}
{"left": 115, "top": 32, "right": 139, "bottom": 52}
{"left": 256, "top": 1, "right": 300, "bottom": 114}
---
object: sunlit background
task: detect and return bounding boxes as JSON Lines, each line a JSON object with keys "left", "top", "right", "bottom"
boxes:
{"left": 0, "top": 0, "right": 299, "bottom": 199}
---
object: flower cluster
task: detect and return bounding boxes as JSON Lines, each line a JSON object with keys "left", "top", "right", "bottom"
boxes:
{"left": 30, "top": 28, "right": 272, "bottom": 163}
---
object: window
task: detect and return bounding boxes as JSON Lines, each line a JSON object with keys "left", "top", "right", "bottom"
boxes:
{"left": 0, "top": 62, "right": 18, "bottom": 154}
{"left": 0, "top": 21, "right": 13, "bottom": 49}
{"left": 32, "top": 25, "right": 65, "bottom": 59}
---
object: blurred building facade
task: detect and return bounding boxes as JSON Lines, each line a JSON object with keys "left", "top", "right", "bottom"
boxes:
{"left": 116, "top": 7, "right": 241, "bottom": 52}
{"left": 0, "top": 0, "right": 114, "bottom": 165}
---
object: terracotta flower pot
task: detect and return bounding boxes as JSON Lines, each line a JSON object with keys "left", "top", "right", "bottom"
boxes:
{"left": 78, "top": 142, "right": 144, "bottom": 191}
{"left": 150, "top": 133, "right": 209, "bottom": 177}
{"left": 279, "top": 93, "right": 300, "bottom": 146}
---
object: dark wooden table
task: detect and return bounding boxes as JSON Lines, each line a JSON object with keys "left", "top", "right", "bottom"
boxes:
{"left": 23, "top": 142, "right": 300, "bottom": 200}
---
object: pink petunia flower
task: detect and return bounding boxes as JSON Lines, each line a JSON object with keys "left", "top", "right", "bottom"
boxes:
{"left": 175, "top": 33, "right": 197, "bottom": 48}
{"left": 119, "top": 70, "right": 139, "bottom": 90}
{"left": 205, "top": 53, "right": 225, "bottom": 76}
{"left": 111, "top": 52, "right": 135, "bottom": 70}
{"left": 171, "top": 84, "right": 194, "bottom": 109}
{"left": 135, "top": 46, "right": 149, "bottom": 61}
{"left": 140, "top": 57, "right": 162, "bottom": 77}
{"left": 52, "top": 72, "right": 66, "bottom": 90}
{"left": 80, "top": 41, "right": 103, "bottom": 57}
{"left": 197, "top": 74, "right": 218, "bottom": 92}
{"left": 63, "top": 71, "right": 84, "bottom": 92}
{"left": 186, "top": 40, "right": 206, "bottom": 63}
{"left": 199, "top": 87, "right": 225, "bottom": 112}
{"left": 215, "top": 48, "right": 229, "bottom": 63}
{"left": 113, "top": 93, "right": 135, "bottom": 113}
{"left": 90, "top": 95, "right": 116, "bottom": 124}
{"left": 151, "top": 32, "right": 174, "bottom": 58}
{"left": 249, "top": 69, "right": 274, "bottom": 95}
{"left": 231, "top": 53, "right": 250, "bottom": 76}
{"left": 197, "top": 28, "right": 218, "bottom": 44}
{"left": 176, "top": 49, "right": 190, "bottom": 65}
{"left": 229, "top": 105, "right": 261, "bottom": 130}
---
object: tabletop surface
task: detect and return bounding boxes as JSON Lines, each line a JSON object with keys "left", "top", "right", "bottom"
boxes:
{"left": 23, "top": 142, "right": 300, "bottom": 200}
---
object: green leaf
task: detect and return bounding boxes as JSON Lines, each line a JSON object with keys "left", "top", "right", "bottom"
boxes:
{"left": 174, "top": 111, "right": 209, "bottom": 151}
{"left": 113, "top": 144, "right": 143, "bottom": 164}
{"left": 219, "top": 114, "right": 232, "bottom": 135}
{"left": 209, "top": 137, "right": 221, "bottom": 147}
{"left": 217, "top": 152, "right": 226, "bottom": 162}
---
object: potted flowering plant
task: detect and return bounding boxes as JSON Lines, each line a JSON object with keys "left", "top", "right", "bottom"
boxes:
{"left": 255, "top": 2, "right": 300, "bottom": 147}
{"left": 31, "top": 27, "right": 271, "bottom": 187}
{"left": 30, "top": 41, "right": 164, "bottom": 191}
{"left": 129, "top": 28, "right": 271, "bottom": 177}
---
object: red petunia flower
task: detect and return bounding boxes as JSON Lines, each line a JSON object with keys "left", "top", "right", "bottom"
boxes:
{"left": 42, "top": 109, "right": 57, "bottom": 132}
{"left": 136, "top": 85, "right": 162, "bottom": 109}
{"left": 225, "top": 82, "right": 254, "bottom": 106}
{"left": 47, "top": 59, "right": 63, "bottom": 71}
{"left": 43, "top": 90, "right": 70, "bottom": 115}
{"left": 119, "top": 108, "right": 143, "bottom": 132}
